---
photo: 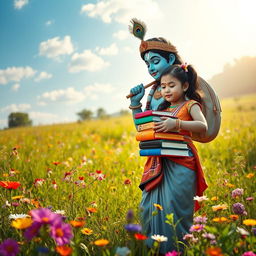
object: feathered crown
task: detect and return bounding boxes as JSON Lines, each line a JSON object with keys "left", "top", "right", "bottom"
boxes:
{"left": 128, "top": 18, "right": 177, "bottom": 54}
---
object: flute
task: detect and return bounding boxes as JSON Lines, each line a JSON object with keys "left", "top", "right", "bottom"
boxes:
{"left": 126, "top": 81, "right": 157, "bottom": 99}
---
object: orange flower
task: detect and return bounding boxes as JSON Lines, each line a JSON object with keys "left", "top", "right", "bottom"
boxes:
{"left": 212, "top": 204, "right": 228, "bottom": 211}
{"left": 69, "top": 220, "right": 85, "bottom": 227}
{"left": 52, "top": 161, "right": 61, "bottom": 166}
{"left": 153, "top": 203, "right": 163, "bottom": 211}
{"left": 243, "top": 219, "right": 256, "bottom": 226}
{"left": 211, "top": 196, "right": 218, "bottom": 201}
{"left": 225, "top": 183, "right": 235, "bottom": 188}
{"left": 81, "top": 228, "right": 93, "bottom": 235}
{"left": 30, "top": 199, "right": 41, "bottom": 208}
{"left": 212, "top": 217, "right": 228, "bottom": 223}
{"left": 94, "top": 239, "right": 109, "bottom": 246}
{"left": 0, "top": 181, "right": 21, "bottom": 189}
{"left": 246, "top": 173, "right": 254, "bottom": 178}
{"left": 86, "top": 207, "right": 97, "bottom": 213}
{"left": 229, "top": 215, "right": 239, "bottom": 221}
{"left": 56, "top": 245, "right": 73, "bottom": 256}
{"left": 134, "top": 233, "right": 148, "bottom": 240}
{"left": 206, "top": 247, "right": 224, "bottom": 256}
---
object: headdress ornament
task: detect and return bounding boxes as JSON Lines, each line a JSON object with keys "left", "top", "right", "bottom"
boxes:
{"left": 129, "top": 18, "right": 178, "bottom": 54}
{"left": 180, "top": 63, "right": 188, "bottom": 72}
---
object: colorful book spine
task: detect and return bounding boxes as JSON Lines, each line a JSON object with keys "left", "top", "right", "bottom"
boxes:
{"left": 136, "top": 129, "right": 185, "bottom": 141}
{"left": 135, "top": 110, "right": 177, "bottom": 119}
{"left": 137, "top": 122, "right": 156, "bottom": 132}
{"left": 134, "top": 116, "right": 162, "bottom": 125}
{"left": 139, "top": 148, "right": 191, "bottom": 157}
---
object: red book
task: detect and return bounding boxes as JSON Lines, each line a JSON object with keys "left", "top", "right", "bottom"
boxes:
{"left": 135, "top": 110, "right": 177, "bottom": 119}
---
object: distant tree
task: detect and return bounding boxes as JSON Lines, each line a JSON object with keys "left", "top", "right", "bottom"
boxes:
{"left": 96, "top": 108, "right": 108, "bottom": 119}
{"left": 8, "top": 112, "right": 32, "bottom": 128}
{"left": 119, "top": 109, "right": 129, "bottom": 116}
{"left": 77, "top": 109, "right": 93, "bottom": 121}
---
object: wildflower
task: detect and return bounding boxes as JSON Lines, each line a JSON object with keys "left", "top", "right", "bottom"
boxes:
{"left": 231, "top": 188, "right": 244, "bottom": 198}
{"left": 242, "top": 252, "right": 256, "bottom": 256}
{"left": 165, "top": 251, "right": 180, "bottom": 256}
{"left": 229, "top": 215, "right": 239, "bottom": 221}
{"left": 0, "top": 181, "right": 21, "bottom": 190}
{"left": 205, "top": 247, "right": 223, "bottom": 256}
{"left": 246, "top": 173, "right": 254, "bottom": 178}
{"left": 151, "top": 234, "right": 168, "bottom": 242}
{"left": 86, "top": 207, "right": 97, "bottom": 213}
{"left": 52, "top": 180, "right": 57, "bottom": 190}
{"left": 30, "top": 208, "right": 62, "bottom": 225}
{"left": 193, "top": 195, "right": 209, "bottom": 202}
{"left": 54, "top": 210, "right": 66, "bottom": 216}
{"left": 243, "top": 219, "right": 256, "bottom": 226}
{"left": 212, "top": 204, "right": 228, "bottom": 211}
{"left": 211, "top": 196, "right": 218, "bottom": 201}
{"left": 189, "top": 224, "right": 205, "bottom": 232}
{"left": 183, "top": 234, "right": 198, "bottom": 243}
{"left": 126, "top": 209, "right": 134, "bottom": 222}
{"left": 50, "top": 222, "right": 73, "bottom": 246}
{"left": 246, "top": 197, "right": 254, "bottom": 201}
{"left": 193, "top": 216, "right": 207, "bottom": 224}
{"left": 34, "top": 178, "right": 45, "bottom": 187}
{"left": 252, "top": 228, "right": 256, "bottom": 236}
{"left": 124, "top": 224, "right": 142, "bottom": 233}
{"left": 124, "top": 179, "right": 131, "bottom": 185}
{"left": 9, "top": 214, "right": 29, "bottom": 219}
{"left": 11, "top": 217, "right": 33, "bottom": 229}
{"left": 0, "top": 238, "right": 19, "bottom": 256}
{"left": 225, "top": 183, "right": 235, "bottom": 188}
{"left": 11, "top": 195, "right": 24, "bottom": 200}
{"left": 134, "top": 233, "right": 148, "bottom": 240}
{"left": 55, "top": 245, "right": 73, "bottom": 256}
{"left": 236, "top": 227, "right": 249, "bottom": 236}
{"left": 154, "top": 203, "right": 163, "bottom": 211}
{"left": 94, "top": 239, "right": 109, "bottom": 246}
{"left": 24, "top": 222, "right": 42, "bottom": 241}
{"left": 212, "top": 217, "right": 228, "bottom": 223}
{"left": 232, "top": 203, "right": 247, "bottom": 215}
{"left": 37, "top": 247, "right": 50, "bottom": 254}
{"left": 202, "top": 233, "right": 216, "bottom": 240}
{"left": 81, "top": 228, "right": 93, "bottom": 235}
{"left": 115, "top": 246, "right": 131, "bottom": 256}
{"left": 69, "top": 220, "right": 85, "bottom": 227}
{"left": 52, "top": 161, "right": 61, "bottom": 166}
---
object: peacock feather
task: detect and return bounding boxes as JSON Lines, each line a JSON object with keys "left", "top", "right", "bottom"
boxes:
{"left": 128, "top": 18, "right": 147, "bottom": 41}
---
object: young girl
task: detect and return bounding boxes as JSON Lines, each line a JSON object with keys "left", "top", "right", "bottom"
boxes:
{"left": 139, "top": 64, "right": 208, "bottom": 254}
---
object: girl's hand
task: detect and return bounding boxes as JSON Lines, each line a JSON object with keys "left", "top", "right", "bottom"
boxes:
{"left": 130, "top": 84, "right": 145, "bottom": 105}
{"left": 154, "top": 117, "right": 177, "bottom": 132}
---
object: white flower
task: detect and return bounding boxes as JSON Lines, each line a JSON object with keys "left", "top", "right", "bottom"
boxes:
{"left": 151, "top": 234, "right": 168, "bottom": 242}
{"left": 54, "top": 210, "right": 65, "bottom": 215}
{"left": 236, "top": 227, "right": 249, "bottom": 236}
{"left": 193, "top": 195, "right": 209, "bottom": 202}
{"left": 9, "top": 214, "right": 29, "bottom": 219}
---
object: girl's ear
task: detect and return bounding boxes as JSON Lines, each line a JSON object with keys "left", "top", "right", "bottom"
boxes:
{"left": 168, "top": 53, "right": 175, "bottom": 65}
{"left": 183, "top": 82, "right": 189, "bottom": 92}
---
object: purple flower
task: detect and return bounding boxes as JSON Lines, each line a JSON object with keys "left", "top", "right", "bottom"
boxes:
{"left": 126, "top": 209, "right": 134, "bottom": 222}
{"left": 124, "top": 224, "right": 142, "bottom": 233}
{"left": 231, "top": 188, "right": 244, "bottom": 198}
{"left": 193, "top": 216, "right": 207, "bottom": 224}
{"left": 165, "top": 250, "right": 180, "bottom": 256}
{"left": 24, "top": 222, "right": 42, "bottom": 241}
{"left": 30, "top": 208, "right": 62, "bottom": 225}
{"left": 189, "top": 224, "right": 205, "bottom": 233}
{"left": 0, "top": 239, "right": 19, "bottom": 256}
{"left": 232, "top": 203, "right": 247, "bottom": 215}
{"left": 50, "top": 222, "right": 73, "bottom": 245}
{"left": 252, "top": 228, "right": 256, "bottom": 236}
{"left": 242, "top": 252, "right": 256, "bottom": 256}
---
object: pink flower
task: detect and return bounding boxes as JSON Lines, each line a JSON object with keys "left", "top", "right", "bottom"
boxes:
{"left": 189, "top": 224, "right": 205, "bottom": 232}
{"left": 193, "top": 216, "right": 207, "bottom": 224}
{"left": 30, "top": 208, "right": 62, "bottom": 226}
{"left": 50, "top": 222, "right": 73, "bottom": 245}
{"left": 246, "top": 197, "right": 254, "bottom": 201}
{"left": 242, "top": 252, "right": 256, "bottom": 256}
{"left": 0, "top": 239, "right": 19, "bottom": 256}
{"left": 165, "top": 250, "right": 180, "bottom": 256}
{"left": 231, "top": 188, "right": 244, "bottom": 198}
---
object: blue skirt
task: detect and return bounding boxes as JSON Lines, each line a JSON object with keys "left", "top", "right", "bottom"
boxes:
{"left": 140, "top": 158, "right": 196, "bottom": 254}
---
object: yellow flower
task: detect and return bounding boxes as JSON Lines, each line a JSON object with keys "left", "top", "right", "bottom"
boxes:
{"left": 212, "top": 204, "right": 228, "bottom": 211}
{"left": 94, "top": 239, "right": 109, "bottom": 246}
{"left": 81, "top": 228, "right": 93, "bottom": 235}
{"left": 11, "top": 217, "right": 32, "bottom": 229}
{"left": 154, "top": 203, "right": 163, "bottom": 211}
{"left": 212, "top": 217, "right": 228, "bottom": 223}
{"left": 225, "top": 183, "right": 235, "bottom": 188}
{"left": 246, "top": 173, "right": 254, "bottom": 179}
{"left": 243, "top": 219, "right": 256, "bottom": 226}
{"left": 12, "top": 195, "right": 24, "bottom": 200}
{"left": 211, "top": 196, "right": 218, "bottom": 201}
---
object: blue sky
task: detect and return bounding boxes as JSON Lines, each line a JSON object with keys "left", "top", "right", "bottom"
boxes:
{"left": 1, "top": 0, "right": 256, "bottom": 128}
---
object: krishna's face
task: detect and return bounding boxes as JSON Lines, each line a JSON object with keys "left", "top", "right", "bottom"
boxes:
{"left": 144, "top": 51, "right": 175, "bottom": 81}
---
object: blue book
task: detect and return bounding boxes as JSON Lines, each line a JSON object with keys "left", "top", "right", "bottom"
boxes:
{"left": 139, "top": 148, "right": 192, "bottom": 157}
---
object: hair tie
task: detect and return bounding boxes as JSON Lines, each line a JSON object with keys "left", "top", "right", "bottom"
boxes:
{"left": 180, "top": 63, "right": 188, "bottom": 72}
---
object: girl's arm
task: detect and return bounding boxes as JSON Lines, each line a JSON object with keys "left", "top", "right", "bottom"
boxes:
{"left": 154, "top": 104, "right": 207, "bottom": 133}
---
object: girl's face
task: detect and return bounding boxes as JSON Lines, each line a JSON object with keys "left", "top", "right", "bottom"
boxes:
{"left": 144, "top": 52, "right": 170, "bottom": 81}
{"left": 160, "top": 74, "right": 188, "bottom": 104}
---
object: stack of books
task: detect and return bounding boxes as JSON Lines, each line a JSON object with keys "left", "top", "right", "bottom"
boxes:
{"left": 135, "top": 110, "right": 191, "bottom": 157}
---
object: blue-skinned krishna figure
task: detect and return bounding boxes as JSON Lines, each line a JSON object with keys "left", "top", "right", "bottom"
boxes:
{"left": 128, "top": 19, "right": 208, "bottom": 254}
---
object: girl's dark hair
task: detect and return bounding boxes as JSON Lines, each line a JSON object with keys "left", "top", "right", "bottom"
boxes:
{"left": 140, "top": 37, "right": 183, "bottom": 65}
{"left": 157, "top": 64, "right": 202, "bottom": 110}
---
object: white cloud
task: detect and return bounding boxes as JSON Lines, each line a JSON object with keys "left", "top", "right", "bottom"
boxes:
{"left": 34, "top": 71, "right": 53, "bottom": 82}
{"left": 69, "top": 50, "right": 109, "bottom": 73}
{"left": 29, "top": 111, "right": 58, "bottom": 121}
{"left": 96, "top": 43, "right": 119, "bottom": 56}
{"left": 39, "top": 36, "right": 74, "bottom": 60}
{"left": 0, "top": 66, "right": 36, "bottom": 85}
{"left": 38, "top": 87, "right": 85, "bottom": 104}
{"left": 45, "top": 20, "right": 54, "bottom": 26}
{"left": 12, "top": 83, "right": 20, "bottom": 91}
{"left": 84, "top": 82, "right": 115, "bottom": 99}
{"left": 14, "top": 0, "right": 29, "bottom": 10}
{"left": 113, "top": 30, "right": 129, "bottom": 40}
{"left": 1, "top": 104, "right": 31, "bottom": 113}
{"left": 81, "top": 0, "right": 162, "bottom": 24}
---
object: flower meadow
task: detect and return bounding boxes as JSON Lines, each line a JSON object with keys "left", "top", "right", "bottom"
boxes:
{"left": 0, "top": 95, "right": 255, "bottom": 256}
